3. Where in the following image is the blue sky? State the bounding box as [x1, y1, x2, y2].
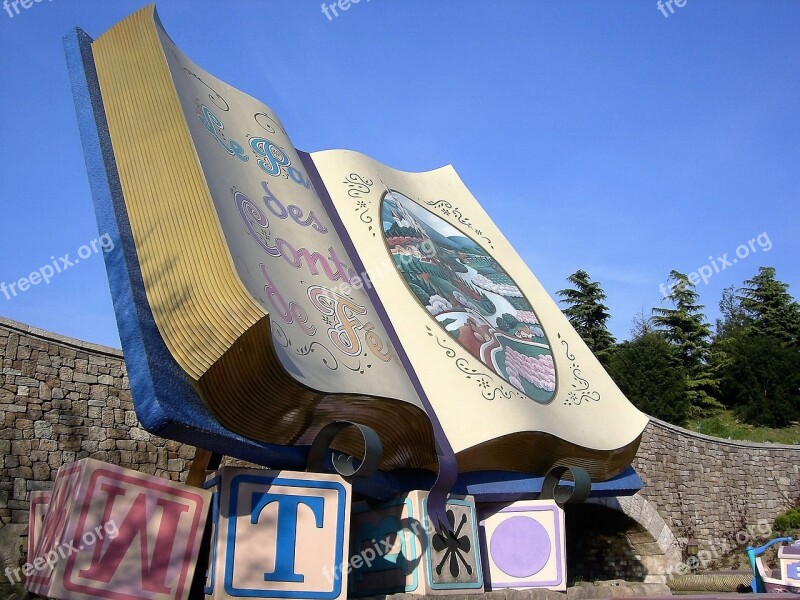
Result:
[1, 0, 798, 349]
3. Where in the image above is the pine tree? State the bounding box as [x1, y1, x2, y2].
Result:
[557, 270, 616, 358]
[652, 270, 721, 415]
[718, 332, 800, 427]
[607, 332, 690, 425]
[715, 285, 750, 339]
[739, 267, 800, 345]
[630, 309, 656, 338]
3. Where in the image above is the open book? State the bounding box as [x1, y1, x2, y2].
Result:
[67, 5, 647, 494]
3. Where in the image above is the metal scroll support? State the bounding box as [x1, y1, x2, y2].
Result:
[540, 465, 592, 504]
[306, 420, 383, 479]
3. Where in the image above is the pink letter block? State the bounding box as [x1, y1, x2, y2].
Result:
[478, 500, 566, 591]
[349, 490, 483, 596]
[27, 490, 51, 566]
[203, 466, 352, 599]
[25, 457, 210, 600]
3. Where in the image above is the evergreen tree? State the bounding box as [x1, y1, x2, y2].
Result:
[718, 332, 800, 427]
[739, 267, 800, 345]
[606, 332, 690, 425]
[715, 285, 750, 339]
[652, 270, 721, 415]
[630, 309, 656, 338]
[557, 270, 616, 358]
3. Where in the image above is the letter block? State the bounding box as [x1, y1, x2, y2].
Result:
[24, 457, 211, 600]
[27, 490, 51, 565]
[348, 490, 483, 596]
[779, 545, 800, 582]
[203, 466, 352, 599]
[478, 500, 566, 591]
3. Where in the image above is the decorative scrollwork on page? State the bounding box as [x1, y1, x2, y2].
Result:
[558, 332, 601, 406]
[426, 326, 519, 401]
[423, 199, 494, 249]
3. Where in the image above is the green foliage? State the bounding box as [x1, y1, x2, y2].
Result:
[440, 252, 468, 273]
[775, 507, 800, 532]
[606, 332, 691, 425]
[739, 267, 800, 345]
[507, 296, 529, 311]
[717, 331, 800, 427]
[689, 410, 800, 444]
[502, 312, 519, 327]
[557, 270, 616, 355]
[496, 312, 519, 332]
[715, 285, 750, 339]
[386, 223, 423, 239]
[495, 316, 512, 332]
[653, 270, 721, 416]
[477, 293, 496, 314]
[408, 283, 431, 305]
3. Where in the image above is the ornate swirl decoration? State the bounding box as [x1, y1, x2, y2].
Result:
[423, 200, 494, 249]
[425, 326, 518, 401]
[558, 333, 601, 406]
[432, 329, 456, 358]
[344, 173, 375, 235]
[343, 173, 374, 198]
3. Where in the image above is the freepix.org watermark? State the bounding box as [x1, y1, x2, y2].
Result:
[4, 519, 119, 584]
[335, 238, 435, 298]
[323, 515, 440, 584]
[668, 520, 772, 576]
[1, 233, 114, 301]
[656, 0, 688, 18]
[659, 231, 772, 298]
[3, 0, 54, 19]
[321, 0, 370, 21]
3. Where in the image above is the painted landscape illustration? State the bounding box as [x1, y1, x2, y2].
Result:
[381, 191, 557, 403]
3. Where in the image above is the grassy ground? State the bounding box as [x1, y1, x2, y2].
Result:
[687, 410, 800, 445]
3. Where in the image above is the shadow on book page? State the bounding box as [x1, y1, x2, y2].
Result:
[67, 5, 648, 499]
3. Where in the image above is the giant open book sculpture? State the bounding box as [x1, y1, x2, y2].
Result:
[65, 5, 647, 506]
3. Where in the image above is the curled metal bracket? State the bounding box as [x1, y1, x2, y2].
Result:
[540, 465, 592, 504]
[306, 421, 382, 479]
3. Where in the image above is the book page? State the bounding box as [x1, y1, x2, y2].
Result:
[154, 25, 422, 410]
[310, 149, 649, 457]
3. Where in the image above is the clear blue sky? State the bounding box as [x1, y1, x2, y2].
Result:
[1, 0, 798, 349]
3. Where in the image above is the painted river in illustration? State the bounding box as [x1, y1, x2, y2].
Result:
[381, 191, 556, 403]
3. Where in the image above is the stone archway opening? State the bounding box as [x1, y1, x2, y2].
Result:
[564, 498, 681, 584]
[565, 503, 650, 583]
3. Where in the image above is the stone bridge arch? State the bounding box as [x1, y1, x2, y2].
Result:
[574, 495, 683, 583]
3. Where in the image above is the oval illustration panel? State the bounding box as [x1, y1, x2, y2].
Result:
[381, 191, 557, 403]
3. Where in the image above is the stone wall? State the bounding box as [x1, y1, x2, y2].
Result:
[0, 317, 194, 523]
[633, 417, 800, 556]
[0, 316, 199, 580]
[2, 314, 800, 582]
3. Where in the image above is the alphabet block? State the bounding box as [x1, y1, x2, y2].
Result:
[203, 466, 351, 599]
[27, 490, 51, 565]
[24, 457, 210, 600]
[779, 545, 800, 582]
[478, 500, 566, 591]
[348, 490, 483, 596]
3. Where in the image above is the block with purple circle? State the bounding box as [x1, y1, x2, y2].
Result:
[478, 500, 565, 591]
